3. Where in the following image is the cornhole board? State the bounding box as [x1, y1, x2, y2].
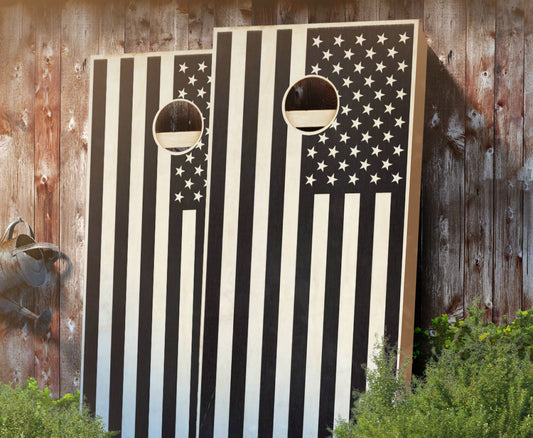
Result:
[82, 50, 212, 438]
[199, 20, 426, 438]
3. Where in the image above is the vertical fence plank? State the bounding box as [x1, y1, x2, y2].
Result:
[150, 0, 188, 52]
[99, 0, 126, 54]
[252, 0, 275, 25]
[464, 0, 495, 318]
[34, 0, 61, 397]
[308, 0, 345, 23]
[420, 0, 466, 326]
[189, 0, 214, 49]
[0, 0, 35, 389]
[494, 0, 524, 322]
[276, 0, 308, 24]
[345, 0, 378, 22]
[214, 0, 252, 27]
[125, 0, 151, 53]
[60, 0, 99, 396]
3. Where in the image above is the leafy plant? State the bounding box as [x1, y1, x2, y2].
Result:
[331, 304, 533, 437]
[0, 378, 113, 437]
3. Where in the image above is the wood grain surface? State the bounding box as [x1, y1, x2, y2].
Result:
[0, 0, 531, 395]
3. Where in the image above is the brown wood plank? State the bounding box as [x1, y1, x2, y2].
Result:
[420, 0, 466, 326]
[99, 0, 126, 54]
[523, 0, 533, 310]
[150, 0, 188, 52]
[59, 0, 99, 396]
[214, 0, 252, 26]
[308, 0, 345, 23]
[189, 0, 214, 49]
[345, 0, 378, 22]
[251, 0, 275, 25]
[276, 0, 308, 24]
[465, 0, 495, 319]
[34, 0, 61, 397]
[125, 0, 151, 53]
[0, 0, 36, 389]
[494, 0, 524, 322]
[378, 0, 423, 20]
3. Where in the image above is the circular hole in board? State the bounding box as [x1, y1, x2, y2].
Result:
[153, 99, 204, 155]
[282, 75, 339, 135]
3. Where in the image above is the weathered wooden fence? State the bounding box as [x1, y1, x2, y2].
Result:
[0, 0, 530, 398]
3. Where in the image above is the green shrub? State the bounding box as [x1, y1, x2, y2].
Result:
[332, 305, 533, 438]
[0, 378, 113, 437]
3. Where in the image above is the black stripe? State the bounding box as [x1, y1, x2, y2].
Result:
[384, 192, 405, 348]
[318, 194, 345, 437]
[228, 30, 263, 438]
[108, 57, 134, 433]
[162, 205, 183, 437]
[257, 28, 293, 438]
[287, 190, 314, 437]
[135, 56, 161, 438]
[199, 32, 232, 438]
[189, 210, 205, 438]
[350, 193, 376, 398]
[84, 58, 107, 414]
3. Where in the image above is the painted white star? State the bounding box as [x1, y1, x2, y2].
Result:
[395, 117, 406, 127]
[370, 173, 381, 184]
[175, 192, 183, 202]
[382, 159, 392, 170]
[351, 118, 361, 129]
[311, 63, 321, 74]
[206, 101, 211, 109]
[185, 153, 194, 163]
[341, 104, 352, 115]
[340, 132, 350, 143]
[312, 35, 323, 47]
[364, 75, 375, 87]
[365, 47, 376, 59]
[377, 33, 388, 44]
[317, 160, 328, 172]
[194, 165, 204, 175]
[175, 166, 184, 177]
[362, 131, 372, 143]
[339, 160, 348, 171]
[396, 88, 407, 100]
[352, 90, 363, 101]
[397, 60, 408, 72]
[319, 133, 328, 144]
[327, 173, 338, 185]
[330, 119, 340, 130]
[392, 172, 403, 183]
[197, 87, 206, 98]
[388, 46, 398, 58]
[375, 61, 386, 73]
[343, 76, 353, 87]
[194, 191, 203, 202]
[385, 103, 395, 114]
[362, 103, 373, 115]
[360, 159, 371, 171]
[185, 178, 194, 189]
[179, 62, 188, 72]
[307, 147, 317, 159]
[322, 49, 333, 60]
[196, 139, 204, 149]
[373, 117, 384, 128]
[198, 61, 207, 72]
[188, 75, 198, 85]
[354, 62, 364, 73]
[371, 145, 382, 156]
[205, 127, 210, 135]
[393, 145, 404, 155]
[178, 88, 187, 98]
[355, 34, 366, 45]
[334, 34, 344, 46]
[204, 178, 208, 187]
[374, 89, 385, 101]
[386, 74, 397, 86]
[328, 146, 339, 158]
[350, 145, 360, 157]
[399, 32, 410, 44]
[344, 48, 354, 60]
[332, 63, 343, 74]
[207, 75, 212, 83]
[383, 131, 393, 142]
[306, 174, 316, 186]
[349, 173, 359, 185]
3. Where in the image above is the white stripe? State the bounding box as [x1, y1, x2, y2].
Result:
[242, 27, 277, 437]
[148, 53, 174, 438]
[175, 209, 197, 437]
[95, 56, 121, 427]
[366, 193, 391, 373]
[302, 194, 330, 438]
[213, 29, 247, 438]
[333, 193, 360, 423]
[272, 26, 307, 438]
[121, 55, 147, 437]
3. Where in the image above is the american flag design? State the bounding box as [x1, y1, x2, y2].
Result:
[82, 50, 211, 438]
[199, 21, 425, 438]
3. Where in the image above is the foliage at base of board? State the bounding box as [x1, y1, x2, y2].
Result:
[331, 304, 533, 438]
[0, 378, 114, 437]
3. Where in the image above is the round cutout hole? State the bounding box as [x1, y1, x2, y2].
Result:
[153, 99, 204, 154]
[283, 75, 339, 134]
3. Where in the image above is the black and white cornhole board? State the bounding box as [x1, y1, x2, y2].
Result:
[82, 50, 211, 437]
[199, 21, 426, 437]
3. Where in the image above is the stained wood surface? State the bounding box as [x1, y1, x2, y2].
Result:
[0, 0, 531, 395]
